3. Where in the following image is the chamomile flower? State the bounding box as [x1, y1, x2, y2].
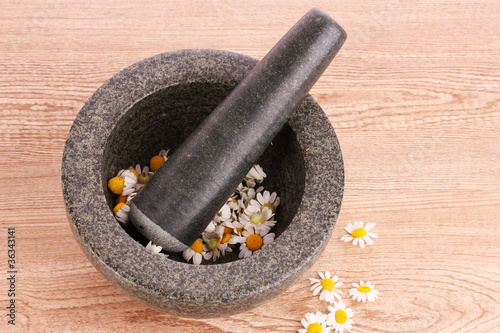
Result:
[349, 281, 380, 302]
[108, 169, 137, 196]
[203, 230, 233, 261]
[134, 164, 153, 186]
[145, 241, 165, 256]
[113, 202, 130, 224]
[133, 164, 149, 175]
[203, 220, 218, 234]
[213, 203, 232, 223]
[227, 197, 244, 215]
[340, 222, 377, 248]
[233, 226, 275, 259]
[326, 301, 354, 333]
[310, 271, 343, 303]
[240, 204, 276, 234]
[182, 239, 205, 265]
[245, 164, 267, 187]
[159, 149, 169, 160]
[237, 184, 256, 203]
[298, 312, 330, 333]
[250, 190, 280, 213]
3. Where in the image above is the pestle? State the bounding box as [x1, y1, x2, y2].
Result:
[129, 8, 347, 252]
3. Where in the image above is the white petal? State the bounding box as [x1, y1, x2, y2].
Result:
[269, 191, 276, 203]
[364, 235, 374, 245]
[318, 271, 325, 280]
[364, 222, 375, 231]
[344, 224, 354, 233]
[313, 285, 322, 296]
[368, 232, 378, 238]
[192, 253, 202, 265]
[325, 271, 331, 279]
[340, 235, 352, 242]
[358, 237, 366, 248]
[353, 238, 359, 246]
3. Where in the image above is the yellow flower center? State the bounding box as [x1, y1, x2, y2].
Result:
[260, 202, 276, 213]
[335, 309, 347, 324]
[307, 323, 322, 333]
[113, 202, 126, 215]
[352, 228, 367, 238]
[358, 285, 371, 293]
[108, 176, 125, 195]
[250, 212, 265, 225]
[221, 233, 232, 244]
[150, 155, 165, 172]
[116, 195, 128, 205]
[246, 234, 263, 251]
[320, 278, 335, 291]
[128, 168, 139, 179]
[190, 240, 204, 254]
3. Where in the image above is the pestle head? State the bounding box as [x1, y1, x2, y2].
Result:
[129, 8, 347, 252]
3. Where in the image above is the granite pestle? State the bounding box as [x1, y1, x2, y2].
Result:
[129, 8, 347, 252]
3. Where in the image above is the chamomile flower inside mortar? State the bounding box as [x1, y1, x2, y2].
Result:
[106, 148, 282, 265]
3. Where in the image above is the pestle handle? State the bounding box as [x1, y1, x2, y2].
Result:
[130, 8, 347, 252]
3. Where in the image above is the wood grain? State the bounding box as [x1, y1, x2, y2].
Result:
[1, 1, 499, 332]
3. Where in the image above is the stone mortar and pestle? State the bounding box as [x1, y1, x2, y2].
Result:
[62, 8, 346, 318]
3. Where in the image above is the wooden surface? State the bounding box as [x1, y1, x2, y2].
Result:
[1, 1, 499, 332]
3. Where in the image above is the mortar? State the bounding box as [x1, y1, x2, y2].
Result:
[62, 48, 344, 317]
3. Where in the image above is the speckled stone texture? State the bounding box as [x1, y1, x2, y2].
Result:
[129, 8, 347, 252]
[61, 49, 344, 318]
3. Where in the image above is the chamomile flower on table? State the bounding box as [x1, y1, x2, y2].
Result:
[240, 204, 276, 234]
[250, 190, 280, 213]
[145, 241, 165, 256]
[310, 271, 343, 303]
[182, 239, 205, 265]
[233, 226, 275, 259]
[340, 221, 378, 248]
[298, 311, 330, 333]
[113, 202, 130, 224]
[326, 301, 354, 333]
[349, 281, 380, 302]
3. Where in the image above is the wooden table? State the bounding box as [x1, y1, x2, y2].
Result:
[1, 1, 499, 332]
